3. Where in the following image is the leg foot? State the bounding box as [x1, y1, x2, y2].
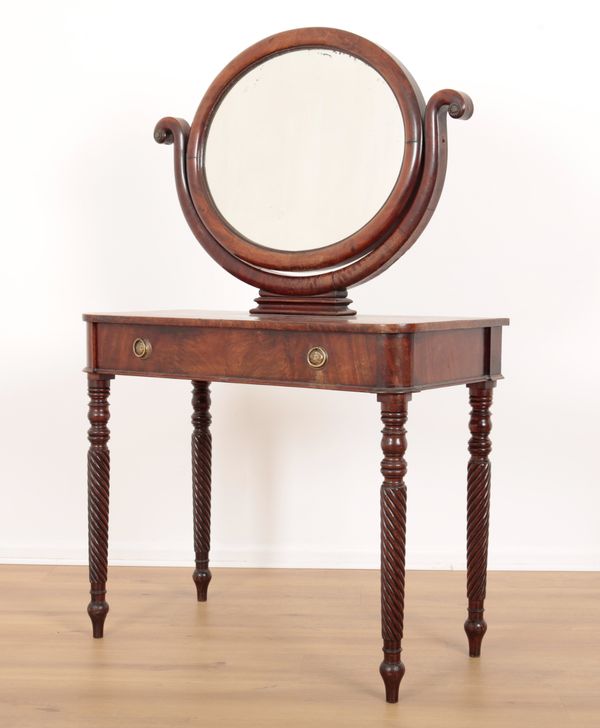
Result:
[464, 381, 494, 657]
[378, 393, 410, 703]
[192, 564, 212, 602]
[464, 601, 487, 656]
[379, 646, 405, 703]
[87, 585, 109, 638]
[192, 381, 212, 602]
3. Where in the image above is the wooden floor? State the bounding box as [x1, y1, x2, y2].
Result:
[0, 566, 599, 727]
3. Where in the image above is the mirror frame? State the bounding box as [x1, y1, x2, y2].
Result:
[155, 27, 473, 314]
[187, 28, 424, 272]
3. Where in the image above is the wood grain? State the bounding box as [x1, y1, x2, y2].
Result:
[84, 315, 507, 394]
[1, 566, 598, 727]
[94, 323, 387, 390]
[84, 310, 509, 333]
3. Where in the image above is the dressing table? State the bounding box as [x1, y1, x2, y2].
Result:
[83, 28, 508, 703]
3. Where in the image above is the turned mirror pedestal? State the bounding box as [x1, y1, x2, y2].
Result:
[83, 27, 508, 704]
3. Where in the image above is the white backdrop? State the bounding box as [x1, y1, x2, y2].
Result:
[1, 0, 598, 571]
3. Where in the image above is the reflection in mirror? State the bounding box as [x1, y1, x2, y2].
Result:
[205, 49, 405, 252]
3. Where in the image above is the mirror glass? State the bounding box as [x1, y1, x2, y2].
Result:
[205, 49, 405, 251]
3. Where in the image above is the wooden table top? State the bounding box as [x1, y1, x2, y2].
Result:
[83, 310, 509, 334]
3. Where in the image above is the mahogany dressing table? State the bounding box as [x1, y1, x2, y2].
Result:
[83, 28, 508, 704]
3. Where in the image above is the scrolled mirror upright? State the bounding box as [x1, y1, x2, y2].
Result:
[155, 27, 473, 316]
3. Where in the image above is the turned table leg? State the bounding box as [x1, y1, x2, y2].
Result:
[377, 393, 411, 703]
[86, 375, 113, 638]
[464, 381, 495, 656]
[191, 381, 212, 601]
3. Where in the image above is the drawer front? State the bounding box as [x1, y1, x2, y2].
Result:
[93, 323, 389, 390]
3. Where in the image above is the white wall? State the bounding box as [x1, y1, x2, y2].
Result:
[1, 0, 598, 571]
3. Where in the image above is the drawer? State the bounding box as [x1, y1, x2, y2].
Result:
[92, 323, 402, 391]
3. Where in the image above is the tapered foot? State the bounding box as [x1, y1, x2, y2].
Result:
[464, 606, 487, 656]
[87, 588, 109, 638]
[379, 655, 405, 703]
[192, 566, 212, 602]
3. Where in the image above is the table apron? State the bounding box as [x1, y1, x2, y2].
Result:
[87, 323, 501, 393]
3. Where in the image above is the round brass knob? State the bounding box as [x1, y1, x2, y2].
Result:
[307, 345, 328, 369]
[132, 337, 152, 359]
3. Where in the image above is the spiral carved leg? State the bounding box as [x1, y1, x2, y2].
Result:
[87, 375, 113, 638]
[377, 393, 410, 703]
[464, 381, 495, 657]
[192, 381, 212, 602]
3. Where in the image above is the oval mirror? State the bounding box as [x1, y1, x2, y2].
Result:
[204, 48, 405, 252]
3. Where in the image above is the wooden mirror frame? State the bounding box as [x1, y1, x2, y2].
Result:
[187, 29, 424, 272]
[155, 27, 473, 316]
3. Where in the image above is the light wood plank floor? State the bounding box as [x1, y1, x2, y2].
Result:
[0, 566, 599, 727]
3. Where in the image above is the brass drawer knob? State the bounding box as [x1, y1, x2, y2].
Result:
[132, 337, 152, 359]
[307, 345, 328, 369]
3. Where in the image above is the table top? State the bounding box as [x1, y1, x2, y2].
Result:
[83, 310, 509, 334]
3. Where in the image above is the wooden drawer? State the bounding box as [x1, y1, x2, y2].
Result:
[92, 323, 404, 391]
